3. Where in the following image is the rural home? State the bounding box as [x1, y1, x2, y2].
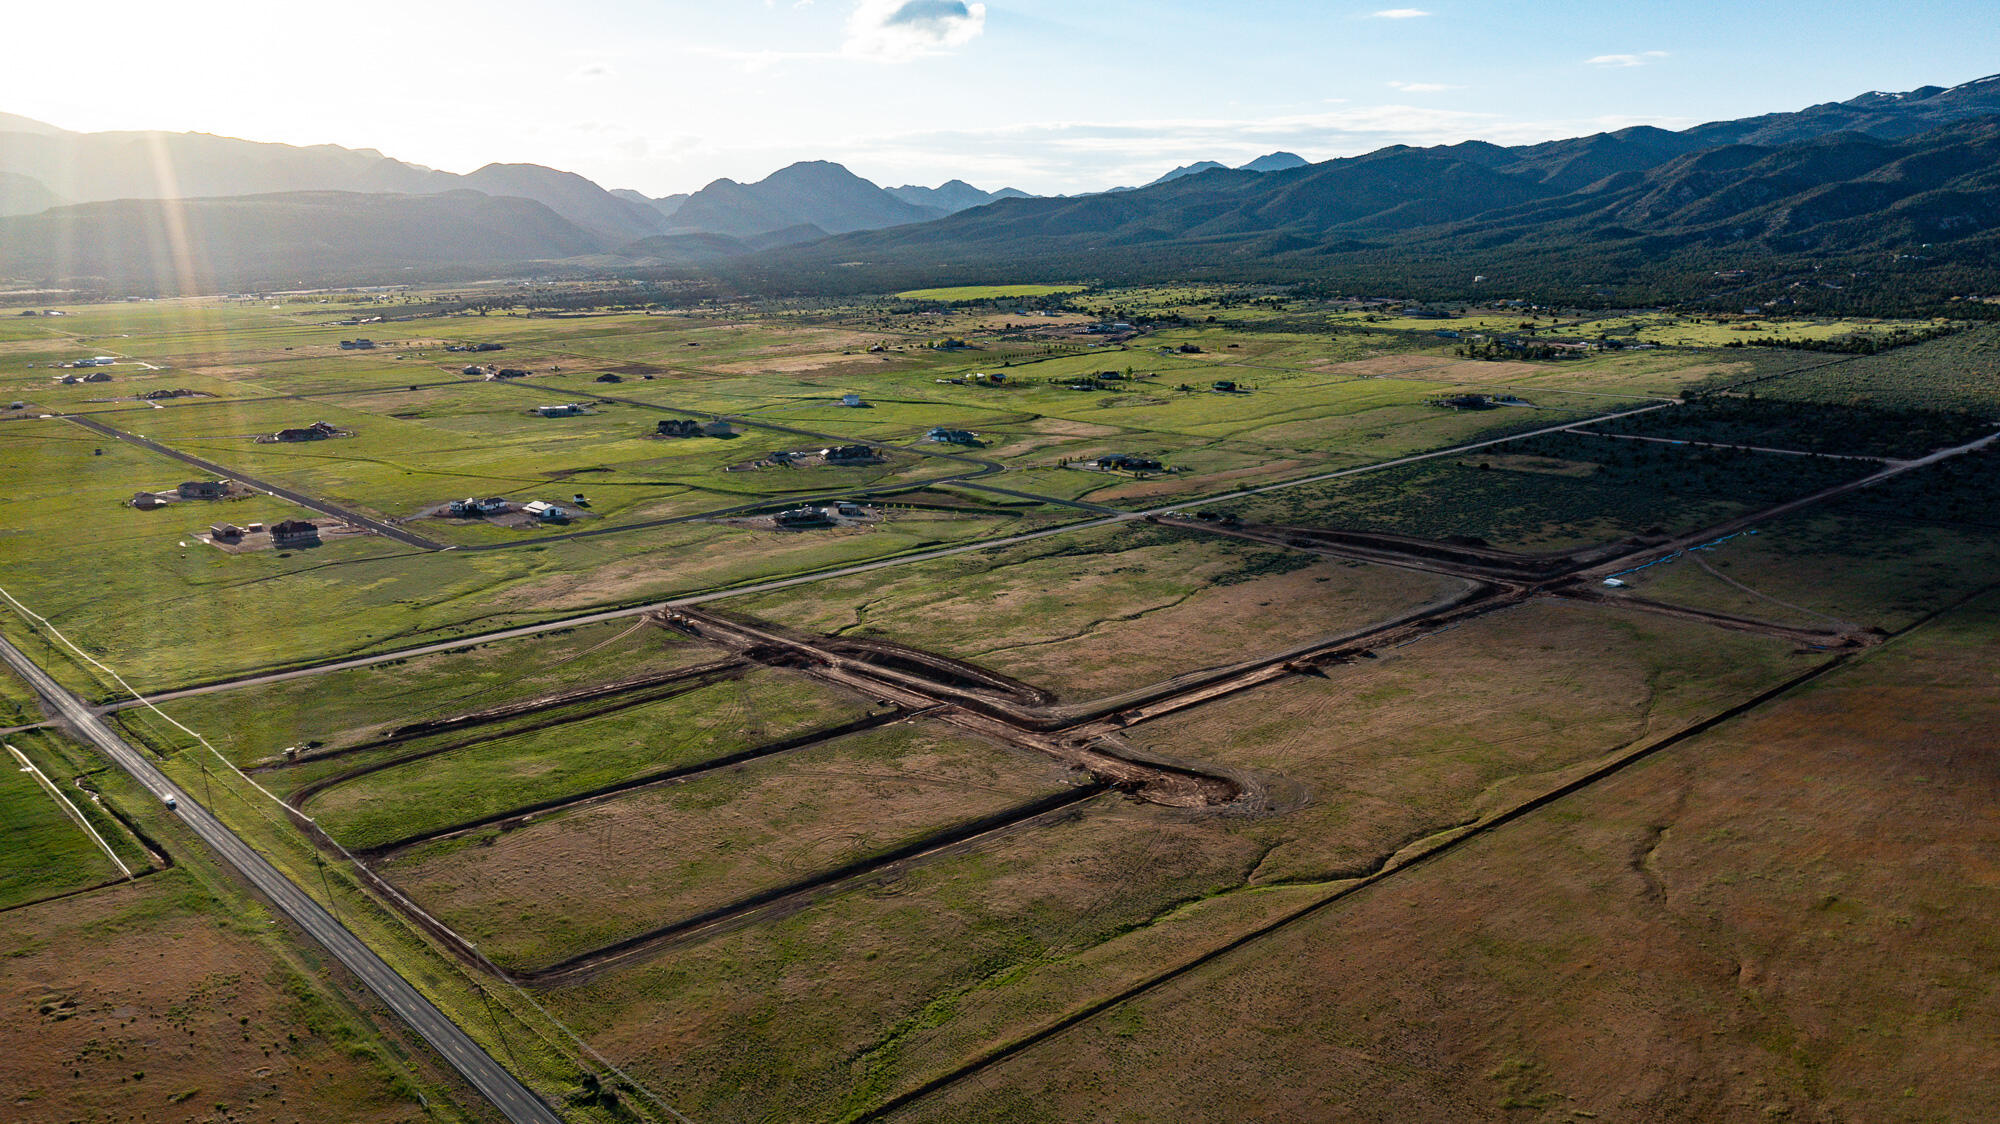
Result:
[83, 371, 112, 383]
[824, 444, 875, 462]
[338, 339, 377, 350]
[273, 420, 341, 442]
[178, 479, 230, 499]
[841, 393, 864, 407]
[269, 520, 320, 546]
[775, 506, 832, 527]
[925, 427, 977, 445]
[1211, 380, 1238, 392]
[130, 492, 170, 509]
[535, 403, 585, 418]
[210, 523, 242, 541]
[656, 419, 700, 437]
[1096, 453, 1163, 472]
[700, 420, 734, 437]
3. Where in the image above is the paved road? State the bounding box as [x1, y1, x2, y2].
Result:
[0, 632, 564, 1124]
[62, 414, 449, 550]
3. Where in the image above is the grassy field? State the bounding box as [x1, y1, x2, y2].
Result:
[513, 602, 1808, 1123]
[126, 619, 727, 766]
[10, 285, 1999, 1124]
[384, 721, 1080, 972]
[890, 592, 2000, 1124]
[303, 669, 881, 851]
[0, 728, 481, 1123]
[0, 732, 139, 907]
[1234, 431, 1874, 550]
[720, 521, 1461, 702]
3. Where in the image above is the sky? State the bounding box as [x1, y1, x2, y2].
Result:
[5, 1, 1996, 197]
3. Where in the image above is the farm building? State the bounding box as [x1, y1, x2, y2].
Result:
[1435, 394, 1495, 410]
[700, 420, 734, 437]
[775, 506, 833, 527]
[338, 339, 377, 350]
[1096, 453, 1163, 472]
[925, 427, 977, 445]
[535, 403, 585, 418]
[841, 393, 864, 407]
[82, 371, 112, 382]
[210, 523, 242, 541]
[178, 480, 230, 499]
[273, 421, 341, 442]
[269, 520, 320, 546]
[656, 419, 701, 437]
[521, 501, 567, 521]
[461, 365, 485, 377]
[1211, 380, 1238, 392]
[595, 373, 623, 383]
[130, 492, 170, 509]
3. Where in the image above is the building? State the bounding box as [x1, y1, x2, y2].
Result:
[269, 520, 320, 546]
[461, 365, 485, 377]
[1211, 381, 1238, 393]
[824, 444, 875, 462]
[656, 419, 701, 437]
[130, 492, 170, 510]
[210, 523, 242, 541]
[841, 393, 864, 407]
[272, 421, 341, 442]
[925, 427, 977, 445]
[338, 339, 377, 350]
[494, 368, 530, 378]
[521, 500, 567, 521]
[774, 506, 832, 527]
[1096, 453, 1163, 472]
[178, 480, 230, 499]
[836, 502, 866, 517]
[82, 371, 112, 383]
[535, 403, 585, 418]
[700, 420, 735, 438]
[595, 373, 623, 383]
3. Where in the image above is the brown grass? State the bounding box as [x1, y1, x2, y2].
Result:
[0, 877, 431, 1124]
[894, 596, 2000, 1123]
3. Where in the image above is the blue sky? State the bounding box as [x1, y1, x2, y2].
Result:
[4, 1, 1995, 195]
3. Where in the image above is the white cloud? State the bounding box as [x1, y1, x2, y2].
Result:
[1370, 8, 1432, 18]
[844, 0, 988, 61]
[572, 62, 615, 80]
[1387, 80, 1462, 93]
[1587, 50, 1669, 68]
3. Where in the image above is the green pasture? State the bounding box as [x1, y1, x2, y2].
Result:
[307, 669, 879, 851]
[383, 720, 1074, 972]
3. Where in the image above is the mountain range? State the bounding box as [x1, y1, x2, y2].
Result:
[4, 75, 2000, 300]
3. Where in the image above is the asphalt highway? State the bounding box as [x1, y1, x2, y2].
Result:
[0, 632, 565, 1124]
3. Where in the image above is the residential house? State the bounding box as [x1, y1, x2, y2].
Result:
[269, 520, 320, 546]
[656, 419, 701, 437]
[177, 480, 230, 499]
[775, 506, 832, 527]
[925, 427, 977, 445]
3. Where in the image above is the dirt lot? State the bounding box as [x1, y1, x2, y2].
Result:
[890, 593, 2000, 1124]
[0, 875, 435, 1124]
